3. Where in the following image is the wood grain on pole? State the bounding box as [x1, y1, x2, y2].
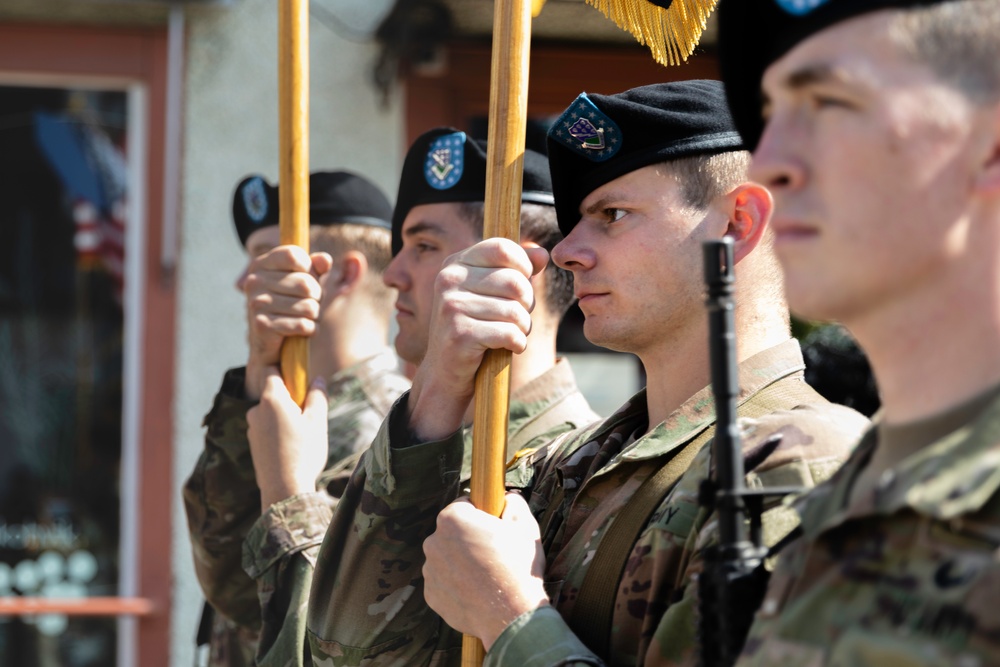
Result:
[462, 0, 533, 662]
[278, 0, 310, 406]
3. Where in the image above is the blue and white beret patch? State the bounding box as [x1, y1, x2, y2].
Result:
[773, 0, 831, 16]
[425, 131, 466, 190]
[549, 93, 622, 163]
[242, 176, 269, 224]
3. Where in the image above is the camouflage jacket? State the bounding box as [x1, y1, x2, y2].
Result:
[182, 349, 410, 667]
[306, 339, 868, 667]
[736, 390, 1000, 666]
[248, 357, 599, 667]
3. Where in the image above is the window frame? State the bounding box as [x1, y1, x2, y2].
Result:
[0, 21, 175, 667]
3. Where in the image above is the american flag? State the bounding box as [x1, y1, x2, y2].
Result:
[35, 111, 127, 304]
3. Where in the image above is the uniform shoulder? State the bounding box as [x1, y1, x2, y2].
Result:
[741, 399, 871, 478]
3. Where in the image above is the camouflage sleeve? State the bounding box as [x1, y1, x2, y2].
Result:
[485, 607, 603, 667]
[182, 367, 264, 630]
[241, 491, 335, 667]
[306, 392, 468, 667]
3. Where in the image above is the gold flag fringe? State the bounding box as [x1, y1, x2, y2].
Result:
[585, 0, 718, 66]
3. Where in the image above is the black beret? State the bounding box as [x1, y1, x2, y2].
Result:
[390, 127, 555, 255]
[546, 80, 745, 236]
[231, 170, 393, 247]
[718, 0, 957, 150]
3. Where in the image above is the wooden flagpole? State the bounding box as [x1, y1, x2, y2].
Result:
[463, 0, 537, 663]
[278, 0, 310, 407]
[462, 0, 715, 662]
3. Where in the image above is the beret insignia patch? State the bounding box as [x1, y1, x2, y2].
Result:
[550, 93, 622, 162]
[242, 176, 269, 224]
[425, 131, 466, 190]
[773, 0, 831, 15]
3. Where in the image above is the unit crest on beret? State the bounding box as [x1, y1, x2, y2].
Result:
[775, 0, 832, 14]
[424, 131, 466, 191]
[551, 94, 622, 163]
[241, 176, 269, 224]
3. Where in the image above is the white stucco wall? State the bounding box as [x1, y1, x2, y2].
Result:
[172, 2, 403, 665]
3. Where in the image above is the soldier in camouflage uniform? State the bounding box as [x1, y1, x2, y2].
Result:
[247, 80, 869, 666]
[713, 0, 1000, 664]
[240, 129, 599, 666]
[183, 171, 411, 667]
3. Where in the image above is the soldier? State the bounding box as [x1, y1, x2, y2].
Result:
[715, 0, 1000, 664]
[182, 171, 411, 667]
[242, 128, 599, 666]
[247, 80, 869, 666]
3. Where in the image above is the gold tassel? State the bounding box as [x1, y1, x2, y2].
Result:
[585, 0, 718, 67]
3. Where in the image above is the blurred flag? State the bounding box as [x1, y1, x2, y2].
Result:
[34, 110, 127, 304]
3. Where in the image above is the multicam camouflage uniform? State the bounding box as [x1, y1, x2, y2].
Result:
[244, 357, 599, 666]
[183, 349, 411, 667]
[304, 340, 868, 667]
[736, 389, 1000, 667]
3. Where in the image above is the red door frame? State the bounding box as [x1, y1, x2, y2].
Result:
[0, 21, 175, 667]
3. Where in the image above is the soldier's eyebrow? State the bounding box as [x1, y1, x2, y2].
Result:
[762, 62, 864, 116]
[785, 63, 839, 90]
[581, 193, 627, 217]
[402, 221, 448, 238]
[782, 62, 867, 94]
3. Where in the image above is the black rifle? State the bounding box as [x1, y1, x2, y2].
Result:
[697, 238, 801, 667]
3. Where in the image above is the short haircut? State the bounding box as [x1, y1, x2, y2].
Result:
[661, 150, 752, 211]
[455, 202, 576, 320]
[310, 223, 395, 312]
[889, 0, 1000, 103]
[663, 149, 787, 315]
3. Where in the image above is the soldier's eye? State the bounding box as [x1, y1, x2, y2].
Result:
[606, 208, 628, 223]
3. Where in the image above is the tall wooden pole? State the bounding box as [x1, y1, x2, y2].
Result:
[278, 0, 310, 406]
[463, 0, 534, 663]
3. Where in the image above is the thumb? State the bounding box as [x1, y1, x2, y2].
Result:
[304, 376, 329, 415]
[261, 365, 292, 401]
[501, 492, 534, 523]
[501, 493, 541, 539]
[524, 246, 550, 278]
[311, 251, 334, 278]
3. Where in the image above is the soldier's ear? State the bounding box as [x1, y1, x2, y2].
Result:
[723, 182, 773, 265]
[326, 250, 367, 297]
[974, 102, 1000, 195]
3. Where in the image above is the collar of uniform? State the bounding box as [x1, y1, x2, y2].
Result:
[325, 348, 407, 408]
[509, 357, 579, 409]
[799, 392, 1000, 537]
[616, 338, 806, 462]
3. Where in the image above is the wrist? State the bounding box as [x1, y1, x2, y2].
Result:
[259, 478, 315, 514]
[407, 370, 473, 442]
[244, 360, 267, 401]
[480, 596, 551, 652]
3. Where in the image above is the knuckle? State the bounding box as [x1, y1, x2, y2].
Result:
[243, 272, 263, 292]
[251, 313, 271, 331]
[302, 301, 321, 319]
[249, 292, 273, 311]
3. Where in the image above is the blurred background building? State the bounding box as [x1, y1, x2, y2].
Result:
[0, 1, 721, 665]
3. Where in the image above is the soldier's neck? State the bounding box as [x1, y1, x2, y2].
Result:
[308, 318, 392, 382]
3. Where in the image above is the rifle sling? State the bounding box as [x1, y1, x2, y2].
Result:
[567, 378, 823, 660]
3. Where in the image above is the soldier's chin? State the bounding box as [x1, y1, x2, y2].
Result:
[393, 336, 426, 366]
[582, 323, 629, 354]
